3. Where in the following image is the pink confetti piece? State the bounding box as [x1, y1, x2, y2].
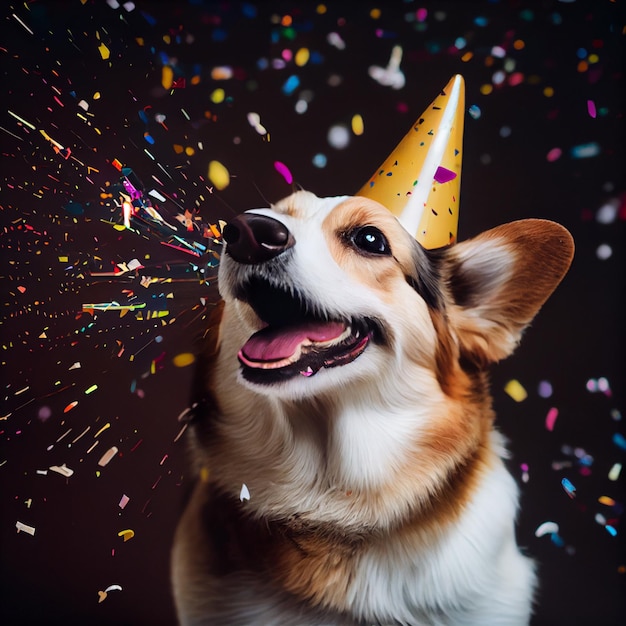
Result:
[545, 407, 559, 431]
[274, 161, 293, 184]
[587, 99, 596, 118]
[434, 166, 457, 184]
[546, 147, 562, 162]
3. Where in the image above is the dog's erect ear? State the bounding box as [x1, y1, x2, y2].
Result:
[441, 219, 574, 365]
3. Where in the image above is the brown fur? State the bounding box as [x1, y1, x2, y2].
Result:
[172, 192, 575, 625]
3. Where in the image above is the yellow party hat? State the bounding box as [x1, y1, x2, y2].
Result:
[357, 74, 465, 249]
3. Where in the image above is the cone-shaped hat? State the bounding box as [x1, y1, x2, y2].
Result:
[357, 75, 465, 249]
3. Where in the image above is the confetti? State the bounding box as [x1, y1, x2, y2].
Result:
[207, 160, 229, 190]
[63, 401, 78, 413]
[117, 529, 135, 542]
[173, 353, 195, 368]
[98, 43, 111, 60]
[612, 433, 626, 452]
[98, 446, 119, 467]
[535, 521, 559, 537]
[16, 521, 36, 536]
[546, 147, 562, 162]
[49, 464, 74, 478]
[368, 45, 405, 89]
[570, 142, 600, 159]
[351, 114, 364, 136]
[240, 483, 250, 501]
[504, 379, 528, 402]
[598, 496, 616, 507]
[561, 477, 577, 498]
[327, 124, 350, 149]
[247, 112, 267, 135]
[468, 104, 481, 120]
[538, 380, 553, 398]
[587, 100, 597, 118]
[273, 161, 293, 184]
[545, 407, 559, 431]
[608, 463, 622, 481]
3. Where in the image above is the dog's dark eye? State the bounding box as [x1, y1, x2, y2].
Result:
[351, 226, 391, 256]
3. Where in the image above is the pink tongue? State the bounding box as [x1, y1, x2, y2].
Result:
[242, 321, 346, 362]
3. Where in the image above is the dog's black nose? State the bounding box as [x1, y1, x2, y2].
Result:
[223, 213, 295, 264]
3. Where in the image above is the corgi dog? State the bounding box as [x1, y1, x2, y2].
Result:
[171, 190, 574, 625]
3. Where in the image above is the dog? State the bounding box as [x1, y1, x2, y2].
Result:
[171, 190, 574, 625]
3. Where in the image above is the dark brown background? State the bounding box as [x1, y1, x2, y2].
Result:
[1, 1, 624, 624]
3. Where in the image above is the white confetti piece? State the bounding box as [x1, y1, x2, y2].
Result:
[240, 483, 250, 502]
[535, 521, 559, 537]
[98, 446, 119, 467]
[49, 464, 74, 478]
[16, 521, 36, 536]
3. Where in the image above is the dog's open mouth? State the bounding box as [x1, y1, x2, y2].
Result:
[234, 277, 376, 383]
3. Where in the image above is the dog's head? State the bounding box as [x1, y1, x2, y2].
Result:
[217, 190, 574, 401]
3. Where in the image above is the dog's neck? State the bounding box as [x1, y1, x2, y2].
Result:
[191, 359, 494, 534]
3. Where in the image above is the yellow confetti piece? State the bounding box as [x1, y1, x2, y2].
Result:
[504, 379, 528, 402]
[162, 65, 173, 90]
[351, 114, 364, 136]
[93, 422, 111, 438]
[84, 384, 98, 395]
[173, 353, 196, 368]
[207, 160, 230, 190]
[98, 43, 110, 60]
[480, 84, 493, 95]
[608, 463, 621, 481]
[295, 47, 310, 67]
[117, 529, 135, 542]
[185, 146, 195, 156]
[210, 88, 225, 103]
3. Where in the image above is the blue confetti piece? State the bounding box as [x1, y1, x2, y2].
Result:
[282, 75, 300, 96]
[561, 477, 576, 497]
[312, 153, 327, 168]
[612, 432, 626, 451]
[241, 3, 257, 18]
[468, 104, 481, 120]
[212, 28, 227, 42]
[550, 532, 565, 547]
[605, 525, 618, 537]
[570, 142, 600, 159]
[141, 11, 156, 26]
